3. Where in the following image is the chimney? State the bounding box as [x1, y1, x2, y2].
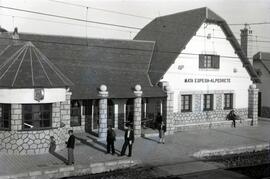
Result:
[240, 24, 253, 64]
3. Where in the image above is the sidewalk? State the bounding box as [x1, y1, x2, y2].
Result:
[1, 120, 270, 178]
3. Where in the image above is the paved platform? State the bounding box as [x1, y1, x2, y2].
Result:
[1, 120, 270, 178]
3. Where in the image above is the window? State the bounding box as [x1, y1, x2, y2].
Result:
[181, 95, 192, 112]
[22, 104, 52, 130]
[199, 54, 220, 69]
[203, 94, 213, 111]
[224, 93, 233, 109]
[71, 100, 81, 126]
[0, 104, 11, 130]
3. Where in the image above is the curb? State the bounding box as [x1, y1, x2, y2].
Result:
[192, 143, 270, 158]
[0, 159, 141, 179]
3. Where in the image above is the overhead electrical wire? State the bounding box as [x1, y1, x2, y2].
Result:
[48, 0, 153, 20]
[0, 5, 142, 30]
[1, 6, 270, 45]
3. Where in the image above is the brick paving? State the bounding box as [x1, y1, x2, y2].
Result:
[1, 120, 270, 178]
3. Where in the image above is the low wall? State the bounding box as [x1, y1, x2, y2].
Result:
[0, 127, 69, 155]
[173, 108, 248, 125]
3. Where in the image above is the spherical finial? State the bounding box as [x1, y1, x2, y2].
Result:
[164, 85, 171, 92]
[100, 84, 107, 92]
[134, 84, 141, 91]
[250, 84, 256, 89]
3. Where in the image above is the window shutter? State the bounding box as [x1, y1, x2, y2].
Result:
[213, 55, 220, 69]
[199, 54, 204, 68]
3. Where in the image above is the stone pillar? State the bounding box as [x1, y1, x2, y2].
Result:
[81, 105, 86, 131]
[114, 104, 118, 129]
[11, 104, 22, 130]
[133, 84, 142, 138]
[98, 85, 108, 139]
[248, 84, 259, 125]
[162, 84, 174, 135]
[52, 102, 61, 128]
[60, 90, 72, 128]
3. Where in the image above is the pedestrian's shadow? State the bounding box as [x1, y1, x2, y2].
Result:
[77, 137, 107, 154]
[86, 136, 122, 155]
[142, 136, 159, 143]
[49, 151, 67, 164]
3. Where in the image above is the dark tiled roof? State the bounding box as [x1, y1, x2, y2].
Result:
[253, 52, 270, 74]
[134, 7, 260, 84]
[0, 34, 166, 99]
[0, 41, 73, 88]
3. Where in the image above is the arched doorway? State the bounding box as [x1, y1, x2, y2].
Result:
[107, 99, 115, 128]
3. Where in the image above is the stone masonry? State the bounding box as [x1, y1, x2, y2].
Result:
[98, 85, 109, 139]
[133, 85, 142, 138]
[11, 104, 22, 131]
[162, 85, 175, 135]
[0, 90, 71, 155]
[248, 84, 259, 125]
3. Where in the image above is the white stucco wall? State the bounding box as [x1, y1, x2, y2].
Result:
[162, 23, 252, 112]
[0, 88, 67, 104]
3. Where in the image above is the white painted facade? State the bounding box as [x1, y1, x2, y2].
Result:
[0, 88, 67, 104]
[162, 23, 253, 112]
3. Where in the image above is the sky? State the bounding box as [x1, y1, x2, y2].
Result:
[0, 0, 270, 54]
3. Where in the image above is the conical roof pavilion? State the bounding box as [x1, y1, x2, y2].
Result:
[0, 41, 73, 88]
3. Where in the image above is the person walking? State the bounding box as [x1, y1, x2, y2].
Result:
[120, 124, 134, 157]
[66, 130, 75, 165]
[156, 112, 162, 129]
[159, 121, 166, 144]
[107, 125, 116, 155]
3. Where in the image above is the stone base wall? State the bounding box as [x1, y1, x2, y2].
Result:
[0, 127, 69, 155]
[173, 108, 248, 125]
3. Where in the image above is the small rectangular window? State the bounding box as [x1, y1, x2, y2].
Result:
[203, 94, 213, 111]
[181, 95, 192, 112]
[199, 54, 220, 69]
[224, 93, 233, 109]
[0, 104, 11, 130]
[22, 104, 52, 130]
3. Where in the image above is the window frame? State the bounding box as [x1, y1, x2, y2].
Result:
[22, 104, 52, 130]
[203, 94, 214, 111]
[224, 93, 233, 110]
[199, 54, 220, 69]
[181, 95, 192, 112]
[0, 104, 11, 131]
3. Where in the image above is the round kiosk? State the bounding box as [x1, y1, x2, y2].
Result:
[0, 41, 73, 155]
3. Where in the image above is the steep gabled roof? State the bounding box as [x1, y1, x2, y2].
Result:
[0, 34, 166, 99]
[253, 52, 270, 74]
[134, 7, 260, 84]
[0, 41, 73, 88]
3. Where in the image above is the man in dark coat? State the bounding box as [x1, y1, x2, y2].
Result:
[66, 130, 75, 165]
[227, 109, 237, 128]
[156, 112, 162, 129]
[120, 124, 134, 157]
[107, 125, 116, 155]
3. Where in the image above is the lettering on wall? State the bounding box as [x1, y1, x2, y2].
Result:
[184, 78, 231, 83]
